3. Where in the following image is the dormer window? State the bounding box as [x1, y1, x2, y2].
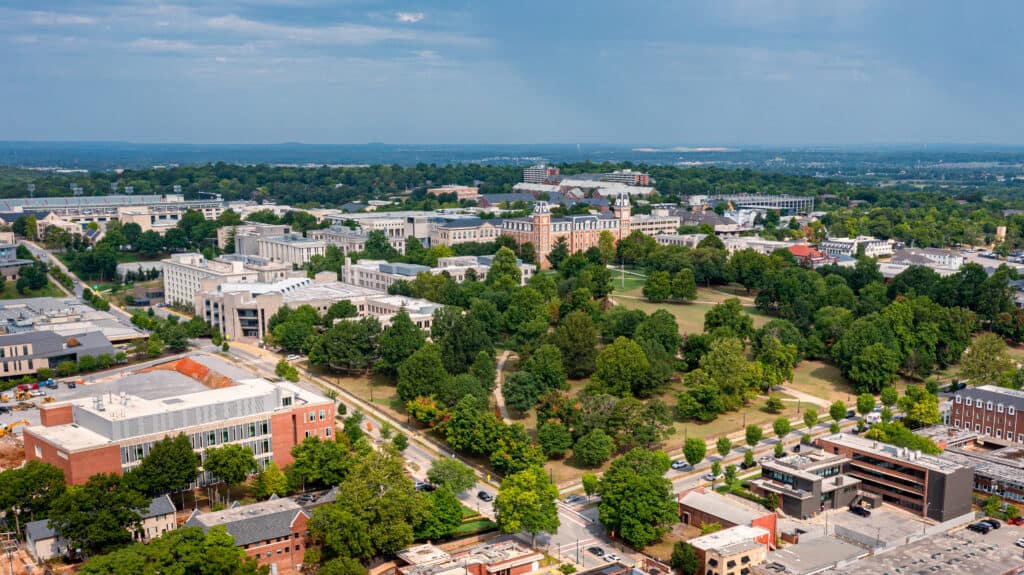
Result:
[988, 401, 995, 410]
[966, 398, 972, 407]
[999, 404, 1005, 413]
[1010, 407, 1016, 416]
[956, 396, 962, 404]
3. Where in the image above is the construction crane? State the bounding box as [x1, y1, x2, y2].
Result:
[0, 419, 29, 437]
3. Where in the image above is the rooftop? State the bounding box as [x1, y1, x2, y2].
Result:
[0, 297, 145, 341]
[678, 489, 768, 525]
[398, 540, 542, 575]
[185, 497, 306, 547]
[818, 433, 969, 474]
[688, 525, 769, 553]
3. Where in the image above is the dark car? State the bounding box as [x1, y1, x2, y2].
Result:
[849, 505, 871, 517]
[739, 460, 758, 470]
[981, 518, 1001, 529]
[415, 482, 437, 492]
[477, 491, 493, 502]
[0, 405, 10, 414]
[968, 522, 991, 534]
[587, 547, 604, 557]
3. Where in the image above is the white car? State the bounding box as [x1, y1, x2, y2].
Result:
[286, 354, 301, 361]
[1016, 538, 1024, 549]
[605, 553, 621, 563]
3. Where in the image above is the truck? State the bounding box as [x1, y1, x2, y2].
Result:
[41, 378, 57, 390]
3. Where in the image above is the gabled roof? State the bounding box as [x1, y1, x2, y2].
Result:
[185, 498, 307, 547]
[142, 494, 176, 519]
[25, 519, 59, 542]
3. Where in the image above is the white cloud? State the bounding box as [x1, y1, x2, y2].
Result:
[130, 38, 198, 52]
[206, 13, 478, 46]
[28, 11, 96, 26]
[396, 12, 425, 23]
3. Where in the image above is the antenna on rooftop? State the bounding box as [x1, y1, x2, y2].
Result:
[27, 183, 35, 198]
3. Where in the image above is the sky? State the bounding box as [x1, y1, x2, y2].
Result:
[1, 0, 1022, 145]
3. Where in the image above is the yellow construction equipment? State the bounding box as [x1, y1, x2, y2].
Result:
[0, 393, 9, 403]
[0, 419, 29, 437]
[41, 396, 55, 404]
[14, 390, 30, 401]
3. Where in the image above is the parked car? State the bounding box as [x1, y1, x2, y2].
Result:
[1016, 538, 1024, 548]
[1009, 516, 1024, 526]
[66, 381, 77, 389]
[671, 460, 691, 471]
[605, 554, 621, 563]
[286, 354, 301, 361]
[477, 491, 493, 502]
[587, 547, 604, 557]
[0, 405, 10, 415]
[702, 473, 720, 482]
[849, 505, 871, 517]
[739, 460, 758, 470]
[563, 494, 584, 504]
[981, 518, 1001, 529]
[415, 482, 436, 492]
[967, 522, 991, 534]
[28, 390, 45, 398]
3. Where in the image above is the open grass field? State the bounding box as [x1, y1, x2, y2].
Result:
[0, 278, 65, 299]
[789, 361, 856, 404]
[614, 286, 770, 335]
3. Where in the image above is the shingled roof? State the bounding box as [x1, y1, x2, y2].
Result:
[185, 498, 307, 547]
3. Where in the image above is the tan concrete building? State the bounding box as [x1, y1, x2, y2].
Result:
[629, 208, 682, 236]
[162, 253, 297, 306]
[341, 254, 534, 291]
[427, 185, 480, 201]
[307, 226, 406, 255]
[196, 273, 442, 342]
[29, 194, 225, 236]
[688, 525, 770, 575]
[256, 234, 327, 267]
[431, 217, 506, 247]
[217, 222, 293, 252]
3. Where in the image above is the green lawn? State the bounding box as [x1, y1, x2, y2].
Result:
[452, 519, 497, 536]
[614, 291, 770, 335]
[0, 278, 65, 299]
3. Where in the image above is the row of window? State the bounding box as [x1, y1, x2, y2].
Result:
[955, 395, 1017, 415]
[120, 420, 271, 465]
[953, 419, 1024, 442]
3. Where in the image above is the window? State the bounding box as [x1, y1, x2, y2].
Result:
[305, 430, 311, 438]
[34, 445, 42, 458]
[988, 402, 995, 410]
[999, 404, 1006, 413]
[954, 420, 960, 427]
[319, 409, 326, 421]
[1011, 407, 1017, 416]
[308, 412, 315, 422]
[325, 427, 332, 437]
[1010, 433, 1015, 442]
[966, 398, 972, 407]
[976, 424, 981, 432]
[997, 430, 1003, 438]
[986, 426, 992, 435]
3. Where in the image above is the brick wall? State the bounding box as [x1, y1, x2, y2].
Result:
[270, 403, 335, 468]
[24, 431, 121, 484]
[39, 404, 73, 426]
[241, 512, 310, 575]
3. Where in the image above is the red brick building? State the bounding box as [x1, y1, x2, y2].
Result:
[23, 355, 335, 485]
[678, 488, 777, 547]
[185, 497, 311, 574]
[950, 384, 1024, 442]
[501, 195, 632, 268]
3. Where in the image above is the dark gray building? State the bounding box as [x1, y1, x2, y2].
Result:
[0, 330, 113, 378]
[749, 450, 861, 519]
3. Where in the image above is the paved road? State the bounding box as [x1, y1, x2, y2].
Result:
[494, 350, 513, 423]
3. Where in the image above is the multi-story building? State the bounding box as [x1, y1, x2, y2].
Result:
[185, 498, 311, 574]
[816, 432, 973, 521]
[162, 253, 296, 306]
[197, 273, 441, 341]
[820, 236, 894, 258]
[677, 211, 744, 236]
[396, 541, 543, 575]
[0, 297, 146, 343]
[950, 385, 1024, 441]
[889, 248, 965, 270]
[523, 164, 560, 184]
[599, 169, 651, 186]
[307, 226, 406, 255]
[0, 330, 113, 379]
[629, 208, 681, 236]
[256, 234, 326, 267]
[0, 242, 32, 278]
[748, 451, 861, 519]
[24, 355, 335, 485]
[687, 525, 769, 575]
[430, 218, 506, 247]
[17, 194, 225, 236]
[427, 185, 480, 201]
[677, 488, 778, 546]
[656, 233, 708, 248]
[501, 196, 632, 268]
[218, 223, 293, 252]
[722, 236, 806, 255]
[703, 194, 814, 214]
[341, 255, 534, 291]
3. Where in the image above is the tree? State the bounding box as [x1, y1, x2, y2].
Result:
[573, 429, 616, 467]
[849, 343, 901, 393]
[253, 462, 289, 499]
[204, 445, 257, 504]
[504, 371, 545, 413]
[427, 459, 477, 495]
[597, 449, 676, 548]
[881, 386, 899, 407]
[773, 417, 791, 439]
[319, 557, 368, 575]
[716, 436, 732, 458]
[683, 437, 707, 466]
[78, 526, 263, 575]
[710, 461, 722, 485]
[547, 237, 570, 270]
[745, 425, 764, 447]
[494, 467, 560, 547]
[643, 271, 672, 303]
[765, 396, 784, 413]
[598, 230, 617, 264]
[310, 449, 426, 561]
[829, 400, 846, 422]
[671, 269, 698, 301]
[704, 298, 754, 341]
[486, 247, 522, 286]
[129, 433, 200, 497]
[392, 433, 408, 452]
[289, 436, 353, 490]
[635, 310, 681, 357]
[592, 337, 650, 397]
[856, 393, 876, 416]
[522, 344, 567, 392]
[416, 487, 464, 540]
[323, 300, 358, 325]
[803, 408, 818, 431]
[275, 358, 299, 382]
[774, 443, 784, 457]
[961, 333, 1015, 386]
[552, 311, 599, 378]
[0, 461, 65, 531]
[538, 421, 574, 458]
[376, 308, 428, 376]
[582, 473, 599, 499]
[671, 541, 699, 575]
[48, 473, 147, 555]
[440, 311, 495, 373]
[744, 450, 755, 468]
[396, 343, 449, 402]
[310, 317, 382, 374]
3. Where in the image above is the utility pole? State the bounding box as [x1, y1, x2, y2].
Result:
[1, 531, 17, 575]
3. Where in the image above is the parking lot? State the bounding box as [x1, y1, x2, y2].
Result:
[823, 505, 932, 548]
[0, 366, 142, 433]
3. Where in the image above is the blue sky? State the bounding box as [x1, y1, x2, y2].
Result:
[1, 0, 1021, 145]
